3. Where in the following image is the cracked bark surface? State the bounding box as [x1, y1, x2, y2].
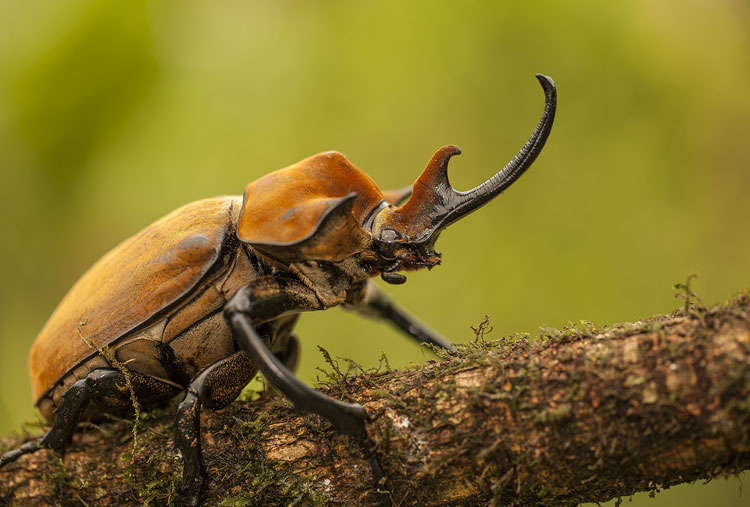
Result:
[1, 291, 749, 506]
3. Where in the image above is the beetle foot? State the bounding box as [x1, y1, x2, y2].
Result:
[0, 439, 42, 468]
[176, 479, 203, 507]
[366, 445, 392, 506]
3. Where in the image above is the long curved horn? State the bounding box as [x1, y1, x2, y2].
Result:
[396, 74, 556, 243]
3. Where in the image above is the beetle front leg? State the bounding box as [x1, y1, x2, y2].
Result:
[346, 280, 456, 352]
[224, 278, 386, 487]
[225, 279, 368, 437]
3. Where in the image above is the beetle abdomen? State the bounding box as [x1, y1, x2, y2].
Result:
[29, 197, 242, 413]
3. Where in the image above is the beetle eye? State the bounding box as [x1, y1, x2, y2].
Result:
[378, 228, 400, 260]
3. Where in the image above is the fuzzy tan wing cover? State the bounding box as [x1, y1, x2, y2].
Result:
[29, 197, 237, 403]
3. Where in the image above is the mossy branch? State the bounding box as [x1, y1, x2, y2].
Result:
[2, 291, 750, 506]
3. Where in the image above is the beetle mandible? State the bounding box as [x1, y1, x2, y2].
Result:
[0, 74, 556, 504]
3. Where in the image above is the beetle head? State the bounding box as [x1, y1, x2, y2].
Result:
[236, 74, 556, 284]
[367, 74, 557, 283]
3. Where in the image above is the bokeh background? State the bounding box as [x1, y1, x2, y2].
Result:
[0, 1, 748, 505]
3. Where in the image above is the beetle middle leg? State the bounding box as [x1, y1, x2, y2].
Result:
[0, 368, 179, 468]
[174, 350, 257, 505]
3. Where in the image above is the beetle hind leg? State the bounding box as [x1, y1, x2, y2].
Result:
[0, 369, 121, 469]
[1, 368, 179, 470]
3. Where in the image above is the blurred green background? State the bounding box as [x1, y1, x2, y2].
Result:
[0, 1, 748, 505]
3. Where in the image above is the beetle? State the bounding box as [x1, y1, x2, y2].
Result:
[0, 74, 556, 505]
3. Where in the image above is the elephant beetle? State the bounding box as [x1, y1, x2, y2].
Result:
[0, 74, 556, 505]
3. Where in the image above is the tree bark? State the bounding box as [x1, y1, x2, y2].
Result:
[1, 291, 749, 506]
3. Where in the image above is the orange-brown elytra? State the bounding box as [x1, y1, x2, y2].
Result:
[1, 74, 556, 506]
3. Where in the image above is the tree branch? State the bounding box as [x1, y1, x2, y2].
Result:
[2, 291, 750, 506]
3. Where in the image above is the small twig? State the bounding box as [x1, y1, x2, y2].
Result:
[470, 314, 494, 342]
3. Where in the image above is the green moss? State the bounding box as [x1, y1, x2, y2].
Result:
[534, 403, 572, 424]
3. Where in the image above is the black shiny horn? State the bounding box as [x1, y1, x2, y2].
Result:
[440, 74, 556, 229]
[397, 74, 556, 244]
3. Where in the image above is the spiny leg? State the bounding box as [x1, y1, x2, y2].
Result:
[174, 350, 257, 506]
[347, 280, 456, 351]
[1, 368, 178, 468]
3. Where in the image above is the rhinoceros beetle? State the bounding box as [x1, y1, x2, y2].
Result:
[0, 74, 556, 505]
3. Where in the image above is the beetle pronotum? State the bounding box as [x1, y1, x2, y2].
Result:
[1, 74, 556, 505]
